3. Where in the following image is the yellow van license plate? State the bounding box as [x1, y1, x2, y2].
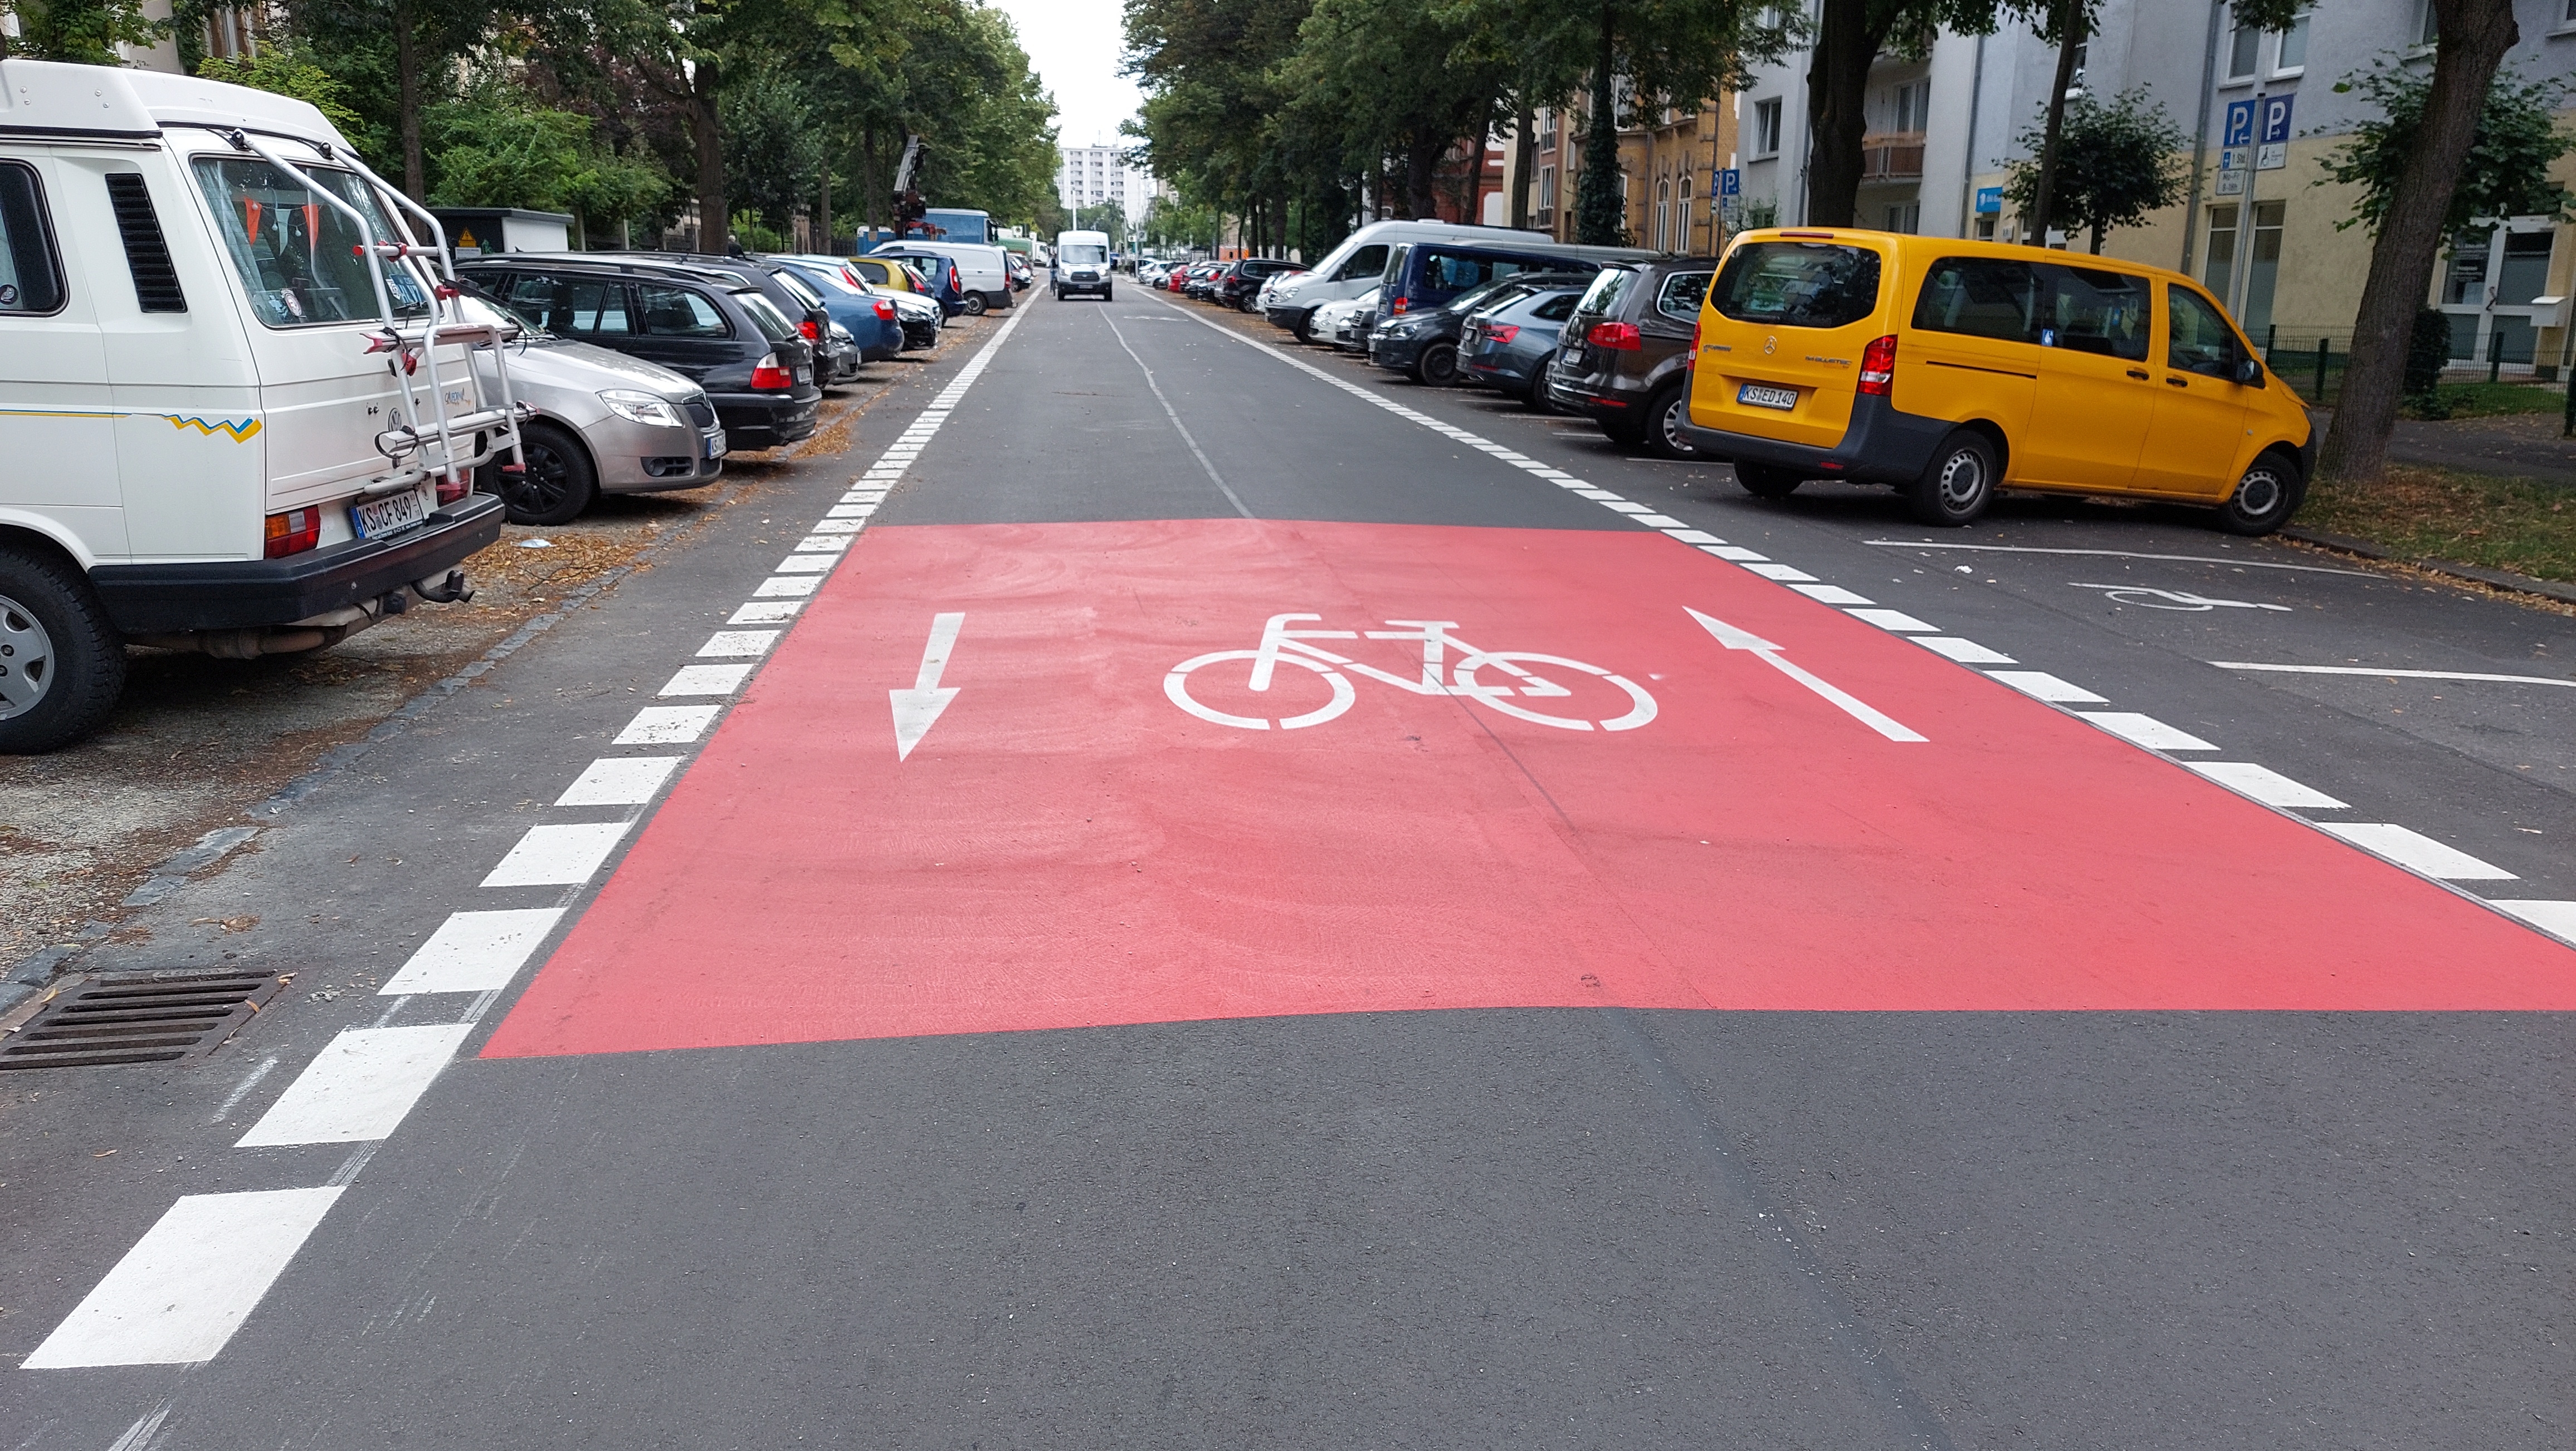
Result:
[1738, 383, 1799, 411]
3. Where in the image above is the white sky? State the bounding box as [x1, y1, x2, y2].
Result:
[987, 0, 1144, 153]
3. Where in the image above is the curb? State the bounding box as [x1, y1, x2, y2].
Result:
[2280, 525, 2576, 607]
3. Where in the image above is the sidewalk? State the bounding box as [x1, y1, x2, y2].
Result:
[2385, 412, 2576, 486]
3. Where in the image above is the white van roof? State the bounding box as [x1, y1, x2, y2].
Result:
[0, 57, 349, 149]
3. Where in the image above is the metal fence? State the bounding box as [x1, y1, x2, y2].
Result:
[2257, 330, 2356, 408]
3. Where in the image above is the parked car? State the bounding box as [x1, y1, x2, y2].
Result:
[863, 248, 969, 318]
[1318, 287, 1382, 350]
[1216, 258, 1300, 310]
[1680, 228, 2313, 533]
[457, 255, 821, 451]
[1372, 239, 1645, 328]
[1460, 281, 1591, 409]
[1004, 251, 1033, 292]
[876, 241, 1012, 314]
[1371, 271, 1596, 386]
[450, 284, 725, 525]
[0, 58, 521, 750]
[763, 254, 909, 359]
[1261, 220, 1562, 343]
[1254, 267, 1307, 314]
[1054, 230, 1114, 300]
[848, 253, 935, 303]
[775, 255, 941, 349]
[1548, 258, 1719, 456]
[564, 251, 858, 383]
[1183, 262, 1227, 299]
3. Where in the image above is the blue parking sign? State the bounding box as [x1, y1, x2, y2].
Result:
[2260, 94, 2295, 144]
[1719, 168, 1740, 197]
[2222, 98, 2257, 149]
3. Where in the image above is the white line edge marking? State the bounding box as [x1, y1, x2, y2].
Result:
[1861, 539, 2375, 576]
[24, 1188, 344, 1367]
[480, 821, 633, 888]
[2209, 662, 2576, 688]
[382, 907, 567, 994]
[235, 1023, 477, 1147]
[2490, 900, 2576, 943]
[2311, 822, 2519, 881]
[2180, 761, 2349, 810]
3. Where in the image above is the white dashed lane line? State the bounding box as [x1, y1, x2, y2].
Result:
[21, 305, 1041, 1374]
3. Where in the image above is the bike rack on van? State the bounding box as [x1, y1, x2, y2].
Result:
[223, 130, 528, 495]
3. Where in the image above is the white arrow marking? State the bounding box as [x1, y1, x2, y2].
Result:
[1687, 607, 1927, 742]
[890, 612, 965, 760]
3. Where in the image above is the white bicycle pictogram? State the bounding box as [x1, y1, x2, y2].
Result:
[1165, 613, 1658, 732]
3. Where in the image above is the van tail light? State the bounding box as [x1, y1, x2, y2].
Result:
[1587, 321, 1642, 351]
[264, 507, 320, 558]
[1687, 322, 1700, 369]
[436, 473, 469, 505]
[798, 318, 821, 342]
[1859, 334, 1898, 396]
[750, 352, 793, 390]
[874, 298, 896, 320]
[1392, 296, 1408, 314]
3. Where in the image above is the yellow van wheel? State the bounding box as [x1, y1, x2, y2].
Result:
[2215, 451, 2304, 536]
[1907, 431, 1998, 527]
[1734, 463, 1804, 499]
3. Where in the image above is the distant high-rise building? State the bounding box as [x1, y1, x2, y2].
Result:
[1057, 145, 1160, 221]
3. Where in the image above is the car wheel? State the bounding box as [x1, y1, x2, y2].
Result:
[962, 294, 987, 316]
[1734, 463, 1806, 499]
[1102, 287, 1113, 301]
[1643, 383, 1697, 460]
[1520, 371, 1555, 412]
[2215, 450, 2304, 535]
[1906, 429, 1999, 527]
[1415, 343, 1461, 387]
[0, 543, 126, 754]
[494, 421, 599, 527]
[1290, 310, 1315, 344]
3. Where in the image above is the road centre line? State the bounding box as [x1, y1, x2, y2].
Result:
[1165, 298, 2568, 939]
[1861, 539, 2376, 576]
[2209, 662, 2576, 688]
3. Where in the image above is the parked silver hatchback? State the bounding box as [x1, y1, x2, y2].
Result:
[460, 287, 725, 524]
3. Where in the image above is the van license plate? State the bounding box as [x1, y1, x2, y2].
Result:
[1738, 383, 1799, 411]
[350, 486, 431, 541]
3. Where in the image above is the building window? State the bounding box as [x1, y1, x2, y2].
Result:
[2226, 9, 2261, 80]
[2417, 0, 2438, 46]
[1892, 81, 1930, 132]
[1974, 212, 1998, 241]
[1753, 98, 1783, 157]
[2272, 11, 2311, 72]
[2205, 203, 2240, 304]
[2240, 200, 2285, 339]
[1885, 201, 1920, 234]
[1536, 164, 1555, 226]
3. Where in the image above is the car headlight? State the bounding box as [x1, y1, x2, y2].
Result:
[599, 389, 684, 428]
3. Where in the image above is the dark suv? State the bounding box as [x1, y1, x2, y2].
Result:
[582, 252, 858, 384]
[1548, 258, 1719, 457]
[457, 256, 823, 450]
[1215, 258, 1299, 311]
[1370, 271, 1596, 386]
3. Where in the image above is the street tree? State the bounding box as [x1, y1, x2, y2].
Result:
[2001, 87, 2185, 252]
[2316, 8, 2573, 485]
[0, 0, 160, 64]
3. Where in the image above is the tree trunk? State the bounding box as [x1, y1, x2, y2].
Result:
[2320, 0, 2522, 484]
[860, 129, 880, 236]
[691, 57, 725, 254]
[394, 0, 423, 200]
[1509, 96, 1535, 230]
[817, 166, 832, 252]
[1406, 133, 1441, 218]
[1575, 11, 1623, 245]
[1802, 0, 1876, 227]
[2025, 10, 2087, 247]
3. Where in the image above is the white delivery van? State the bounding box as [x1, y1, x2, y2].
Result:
[901, 241, 1012, 312]
[1052, 230, 1111, 300]
[1261, 220, 1556, 342]
[0, 59, 525, 751]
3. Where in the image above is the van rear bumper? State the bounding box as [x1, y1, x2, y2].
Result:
[90, 493, 505, 635]
[1676, 395, 1953, 484]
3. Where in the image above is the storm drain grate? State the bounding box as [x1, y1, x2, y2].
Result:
[0, 970, 285, 1069]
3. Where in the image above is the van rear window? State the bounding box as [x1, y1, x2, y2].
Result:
[191, 158, 419, 328]
[0, 162, 65, 314]
[1711, 241, 1881, 329]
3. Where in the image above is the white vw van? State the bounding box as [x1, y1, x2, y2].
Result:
[0, 59, 521, 752]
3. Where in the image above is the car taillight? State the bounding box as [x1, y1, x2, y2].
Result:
[264, 507, 319, 558]
[799, 318, 820, 342]
[1392, 297, 1408, 314]
[750, 352, 792, 390]
[1485, 323, 1520, 344]
[874, 298, 896, 319]
[1687, 322, 1699, 369]
[1587, 321, 1642, 350]
[1859, 334, 1897, 396]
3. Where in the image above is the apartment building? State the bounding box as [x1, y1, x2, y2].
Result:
[1516, 93, 1740, 257]
[1058, 145, 1160, 220]
[1732, 0, 2576, 368]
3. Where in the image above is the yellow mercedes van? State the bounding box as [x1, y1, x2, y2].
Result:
[1681, 229, 2314, 533]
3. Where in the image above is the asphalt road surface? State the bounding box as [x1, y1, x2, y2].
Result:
[6, 284, 2573, 1450]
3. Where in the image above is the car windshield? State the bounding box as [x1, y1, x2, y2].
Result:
[1711, 241, 1883, 329]
[1438, 276, 1520, 315]
[769, 269, 824, 309]
[191, 156, 427, 327]
[1062, 244, 1109, 264]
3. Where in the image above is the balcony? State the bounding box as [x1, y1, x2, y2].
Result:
[1861, 134, 1926, 181]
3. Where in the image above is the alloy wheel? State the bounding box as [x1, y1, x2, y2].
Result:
[0, 592, 56, 722]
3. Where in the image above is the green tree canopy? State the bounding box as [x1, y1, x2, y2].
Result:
[2002, 87, 2187, 252]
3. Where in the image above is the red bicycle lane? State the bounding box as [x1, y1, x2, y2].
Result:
[483, 518, 2576, 1059]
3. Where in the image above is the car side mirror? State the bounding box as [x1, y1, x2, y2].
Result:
[2235, 356, 2263, 386]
